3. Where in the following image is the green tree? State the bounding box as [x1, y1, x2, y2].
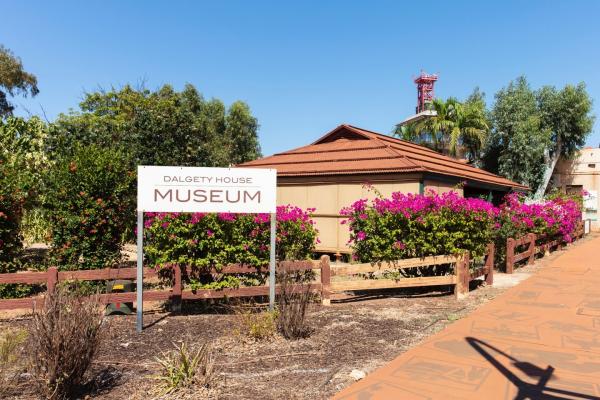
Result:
[533, 83, 594, 198]
[225, 101, 261, 165]
[461, 88, 490, 165]
[49, 84, 261, 167]
[395, 96, 488, 162]
[483, 77, 550, 191]
[0, 45, 39, 117]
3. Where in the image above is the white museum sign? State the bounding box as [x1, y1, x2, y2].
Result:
[137, 166, 277, 213]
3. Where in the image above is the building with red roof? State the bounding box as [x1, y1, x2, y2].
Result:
[240, 124, 527, 255]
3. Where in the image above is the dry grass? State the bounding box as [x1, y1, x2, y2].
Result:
[0, 328, 27, 397]
[154, 341, 217, 396]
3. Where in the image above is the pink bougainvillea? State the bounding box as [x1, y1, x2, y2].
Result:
[341, 189, 583, 263]
[341, 190, 498, 262]
[143, 205, 319, 288]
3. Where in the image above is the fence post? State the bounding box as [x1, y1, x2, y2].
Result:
[540, 234, 548, 257]
[454, 253, 469, 300]
[47, 267, 58, 293]
[485, 243, 494, 286]
[320, 255, 331, 306]
[172, 265, 182, 312]
[528, 233, 536, 265]
[506, 238, 515, 274]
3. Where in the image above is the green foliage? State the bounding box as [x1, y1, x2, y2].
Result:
[484, 76, 550, 191]
[226, 101, 262, 165]
[537, 83, 594, 158]
[49, 84, 261, 167]
[0, 158, 25, 266]
[342, 192, 496, 265]
[154, 342, 216, 395]
[0, 118, 49, 297]
[484, 77, 594, 193]
[0, 45, 39, 117]
[396, 96, 489, 162]
[144, 207, 317, 289]
[43, 145, 135, 270]
[20, 208, 51, 244]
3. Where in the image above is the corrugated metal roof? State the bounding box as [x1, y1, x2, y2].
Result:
[240, 124, 528, 190]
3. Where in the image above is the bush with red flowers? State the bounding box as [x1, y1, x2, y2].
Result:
[43, 145, 135, 270]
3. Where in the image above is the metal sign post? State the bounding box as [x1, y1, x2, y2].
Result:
[136, 166, 277, 332]
[136, 211, 144, 332]
[269, 212, 276, 311]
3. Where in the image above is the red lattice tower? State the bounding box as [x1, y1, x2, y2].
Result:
[414, 71, 438, 113]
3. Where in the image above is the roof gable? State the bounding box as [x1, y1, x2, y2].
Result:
[312, 125, 372, 144]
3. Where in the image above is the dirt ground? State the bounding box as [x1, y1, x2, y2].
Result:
[0, 243, 573, 400]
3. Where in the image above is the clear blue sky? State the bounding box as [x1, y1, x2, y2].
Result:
[2, 1, 599, 156]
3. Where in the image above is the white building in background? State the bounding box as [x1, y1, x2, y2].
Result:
[552, 147, 600, 231]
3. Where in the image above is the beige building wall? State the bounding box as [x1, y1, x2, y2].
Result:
[424, 180, 464, 196]
[553, 148, 600, 230]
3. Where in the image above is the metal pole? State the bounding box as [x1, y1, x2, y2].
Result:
[269, 212, 276, 311]
[136, 211, 144, 332]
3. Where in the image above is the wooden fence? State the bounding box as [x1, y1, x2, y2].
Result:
[0, 260, 323, 311]
[321, 243, 495, 303]
[0, 245, 496, 310]
[505, 223, 585, 274]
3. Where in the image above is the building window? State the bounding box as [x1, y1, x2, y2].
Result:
[588, 163, 596, 168]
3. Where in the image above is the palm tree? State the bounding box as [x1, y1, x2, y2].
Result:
[395, 97, 488, 162]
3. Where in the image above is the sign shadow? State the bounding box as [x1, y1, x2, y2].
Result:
[465, 337, 600, 400]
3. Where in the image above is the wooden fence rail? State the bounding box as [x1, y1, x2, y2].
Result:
[0, 245, 495, 310]
[0, 261, 320, 311]
[505, 222, 585, 274]
[321, 243, 495, 302]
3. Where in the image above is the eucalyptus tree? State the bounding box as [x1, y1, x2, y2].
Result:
[0, 45, 38, 117]
[533, 83, 594, 198]
[483, 77, 550, 191]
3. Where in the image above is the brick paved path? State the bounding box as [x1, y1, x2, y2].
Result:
[333, 235, 600, 400]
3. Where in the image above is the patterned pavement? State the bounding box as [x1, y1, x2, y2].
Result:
[333, 235, 600, 400]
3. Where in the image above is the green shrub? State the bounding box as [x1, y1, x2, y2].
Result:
[43, 145, 135, 270]
[0, 159, 25, 266]
[144, 206, 318, 289]
[341, 191, 496, 264]
[0, 158, 40, 298]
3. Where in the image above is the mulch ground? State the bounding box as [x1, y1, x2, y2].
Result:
[0, 247, 568, 400]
